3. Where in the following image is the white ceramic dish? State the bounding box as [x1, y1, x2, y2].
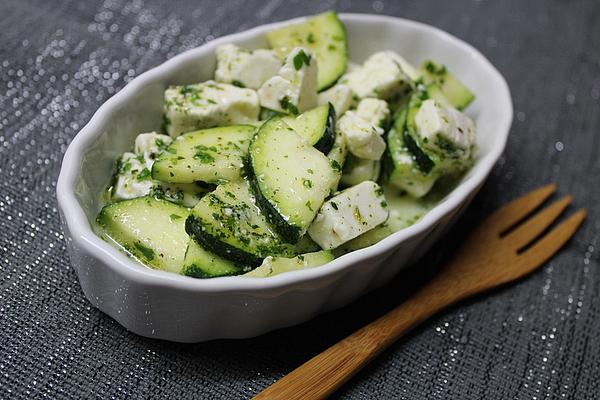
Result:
[56, 13, 512, 342]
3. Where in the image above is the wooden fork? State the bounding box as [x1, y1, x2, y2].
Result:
[254, 184, 586, 400]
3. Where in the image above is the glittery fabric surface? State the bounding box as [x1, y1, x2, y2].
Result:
[1, 0, 599, 398]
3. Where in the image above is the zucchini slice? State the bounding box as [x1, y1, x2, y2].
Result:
[151, 125, 255, 184]
[185, 180, 315, 267]
[244, 250, 334, 278]
[384, 98, 440, 198]
[182, 239, 247, 278]
[281, 103, 336, 153]
[96, 197, 189, 272]
[248, 117, 339, 243]
[266, 11, 348, 91]
[420, 60, 475, 110]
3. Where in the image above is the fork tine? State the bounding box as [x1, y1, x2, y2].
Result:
[519, 209, 586, 267]
[487, 183, 557, 234]
[504, 195, 572, 249]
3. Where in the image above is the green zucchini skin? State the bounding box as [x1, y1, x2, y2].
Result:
[403, 129, 434, 174]
[313, 103, 337, 153]
[383, 93, 440, 198]
[403, 91, 436, 174]
[186, 179, 315, 266]
[181, 238, 247, 278]
[281, 103, 337, 154]
[248, 117, 339, 243]
[185, 216, 263, 268]
[245, 154, 302, 244]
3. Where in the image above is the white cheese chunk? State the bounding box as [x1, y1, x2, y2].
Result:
[340, 154, 381, 187]
[339, 51, 412, 100]
[113, 152, 154, 200]
[318, 84, 354, 116]
[308, 181, 389, 249]
[385, 51, 421, 81]
[258, 47, 318, 114]
[356, 98, 390, 128]
[164, 81, 260, 137]
[134, 132, 172, 159]
[338, 111, 386, 160]
[415, 99, 476, 158]
[346, 61, 361, 73]
[215, 44, 281, 89]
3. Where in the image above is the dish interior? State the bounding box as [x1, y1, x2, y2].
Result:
[69, 14, 508, 274]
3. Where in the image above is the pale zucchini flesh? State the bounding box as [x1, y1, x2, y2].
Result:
[281, 103, 336, 154]
[96, 197, 189, 273]
[420, 60, 475, 110]
[182, 239, 247, 278]
[266, 11, 348, 91]
[152, 125, 256, 184]
[248, 117, 339, 243]
[186, 180, 318, 267]
[244, 250, 334, 277]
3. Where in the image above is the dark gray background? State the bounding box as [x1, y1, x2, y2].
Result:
[1, 0, 599, 398]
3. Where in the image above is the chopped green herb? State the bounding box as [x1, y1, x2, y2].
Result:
[137, 168, 152, 181]
[293, 49, 311, 70]
[231, 80, 246, 88]
[180, 86, 195, 95]
[353, 207, 364, 224]
[302, 178, 313, 189]
[330, 159, 342, 172]
[133, 242, 155, 261]
[169, 213, 182, 221]
[155, 138, 168, 151]
[279, 96, 299, 115]
[193, 145, 216, 164]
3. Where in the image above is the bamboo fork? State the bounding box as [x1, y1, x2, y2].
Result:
[254, 184, 586, 400]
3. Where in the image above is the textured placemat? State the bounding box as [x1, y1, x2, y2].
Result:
[1, 0, 599, 398]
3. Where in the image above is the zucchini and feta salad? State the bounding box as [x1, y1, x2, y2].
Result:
[96, 11, 477, 279]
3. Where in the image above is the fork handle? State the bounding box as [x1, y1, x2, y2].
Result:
[253, 277, 459, 400]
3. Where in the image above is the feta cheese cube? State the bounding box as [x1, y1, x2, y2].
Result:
[385, 51, 421, 81]
[340, 154, 381, 187]
[318, 84, 354, 116]
[346, 61, 361, 73]
[415, 99, 476, 159]
[308, 181, 389, 249]
[338, 111, 386, 160]
[164, 81, 260, 137]
[356, 98, 390, 128]
[258, 47, 318, 114]
[134, 132, 172, 159]
[215, 44, 281, 89]
[339, 51, 412, 100]
[113, 152, 154, 200]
